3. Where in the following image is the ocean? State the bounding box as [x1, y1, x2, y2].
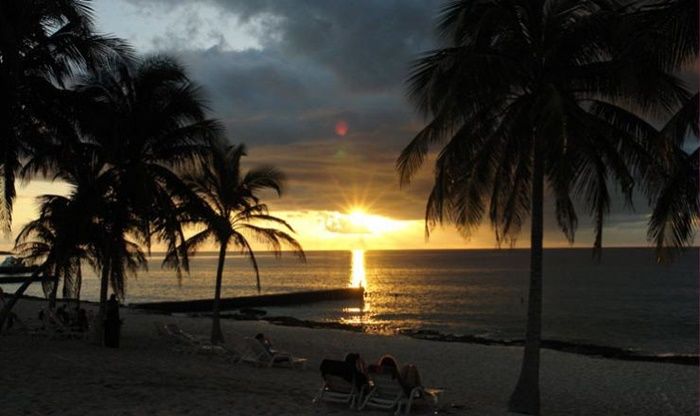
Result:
[6, 248, 698, 356]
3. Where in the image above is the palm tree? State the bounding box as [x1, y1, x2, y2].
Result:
[15, 132, 111, 306]
[1, 56, 220, 341]
[71, 56, 222, 331]
[397, 1, 688, 413]
[0, 137, 110, 332]
[628, 0, 697, 73]
[648, 94, 698, 262]
[14, 195, 93, 308]
[168, 142, 305, 344]
[0, 0, 128, 233]
[630, 0, 698, 259]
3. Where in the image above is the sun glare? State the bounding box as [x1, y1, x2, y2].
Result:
[350, 249, 367, 288]
[347, 208, 402, 234]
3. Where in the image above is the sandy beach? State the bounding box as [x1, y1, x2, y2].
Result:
[0, 298, 696, 416]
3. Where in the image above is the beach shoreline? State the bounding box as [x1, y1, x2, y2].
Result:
[10, 293, 700, 366]
[1, 297, 697, 415]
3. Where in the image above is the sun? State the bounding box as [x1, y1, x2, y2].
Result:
[346, 207, 402, 234]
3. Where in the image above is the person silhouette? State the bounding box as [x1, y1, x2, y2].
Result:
[254, 333, 275, 354]
[104, 294, 121, 348]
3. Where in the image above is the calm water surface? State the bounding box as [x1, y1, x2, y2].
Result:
[6, 248, 698, 355]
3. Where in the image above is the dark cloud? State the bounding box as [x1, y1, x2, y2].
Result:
[151, 0, 443, 90]
[110, 0, 683, 247]
[129, 1, 444, 221]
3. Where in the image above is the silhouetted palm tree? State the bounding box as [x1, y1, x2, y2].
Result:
[0, 56, 218, 343]
[168, 142, 305, 344]
[628, 0, 697, 73]
[16, 131, 111, 306]
[0, 102, 110, 330]
[628, 0, 698, 259]
[0, 0, 127, 233]
[72, 56, 222, 331]
[398, 1, 688, 413]
[648, 94, 698, 261]
[14, 195, 93, 308]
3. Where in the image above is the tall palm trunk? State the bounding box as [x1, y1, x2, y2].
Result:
[92, 257, 110, 345]
[211, 240, 228, 344]
[75, 267, 82, 309]
[508, 138, 544, 415]
[48, 274, 59, 309]
[48, 265, 60, 309]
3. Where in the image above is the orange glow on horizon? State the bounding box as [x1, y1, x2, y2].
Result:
[5, 181, 616, 252]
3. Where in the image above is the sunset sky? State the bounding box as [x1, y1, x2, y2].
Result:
[3, 0, 695, 251]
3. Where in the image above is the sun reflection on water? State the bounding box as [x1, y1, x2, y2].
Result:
[350, 249, 367, 288]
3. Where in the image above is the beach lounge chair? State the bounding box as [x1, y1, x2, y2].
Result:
[242, 337, 307, 369]
[155, 322, 234, 358]
[360, 365, 442, 415]
[403, 386, 442, 415]
[359, 365, 405, 414]
[41, 309, 84, 339]
[314, 359, 366, 408]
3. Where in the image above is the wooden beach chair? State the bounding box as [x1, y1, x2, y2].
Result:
[242, 337, 307, 369]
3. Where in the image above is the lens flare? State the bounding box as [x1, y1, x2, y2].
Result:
[335, 120, 348, 136]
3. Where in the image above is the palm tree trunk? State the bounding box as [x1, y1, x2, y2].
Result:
[48, 271, 59, 309]
[0, 266, 45, 334]
[211, 241, 227, 344]
[508, 138, 544, 415]
[75, 267, 82, 309]
[92, 258, 110, 346]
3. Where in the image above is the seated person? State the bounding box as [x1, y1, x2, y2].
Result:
[344, 353, 369, 389]
[254, 333, 289, 363]
[367, 354, 401, 380]
[56, 304, 69, 325]
[374, 354, 424, 395]
[254, 333, 275, 354]
[75, 308, 89, 332]
[320, 359, 355, 388]
[377, 354, 399, 369]
[399, 364, 423, 393]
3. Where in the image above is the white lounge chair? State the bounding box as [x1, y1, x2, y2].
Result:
[360, 366, 441, 415]
[41, 309, 84, 339]
[359, 367, 405, 414]
[314, 359, 367, 409]
[315, 374, 363, 408]
[242, 337, 307, 369]
[155, 322, 235, 359]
